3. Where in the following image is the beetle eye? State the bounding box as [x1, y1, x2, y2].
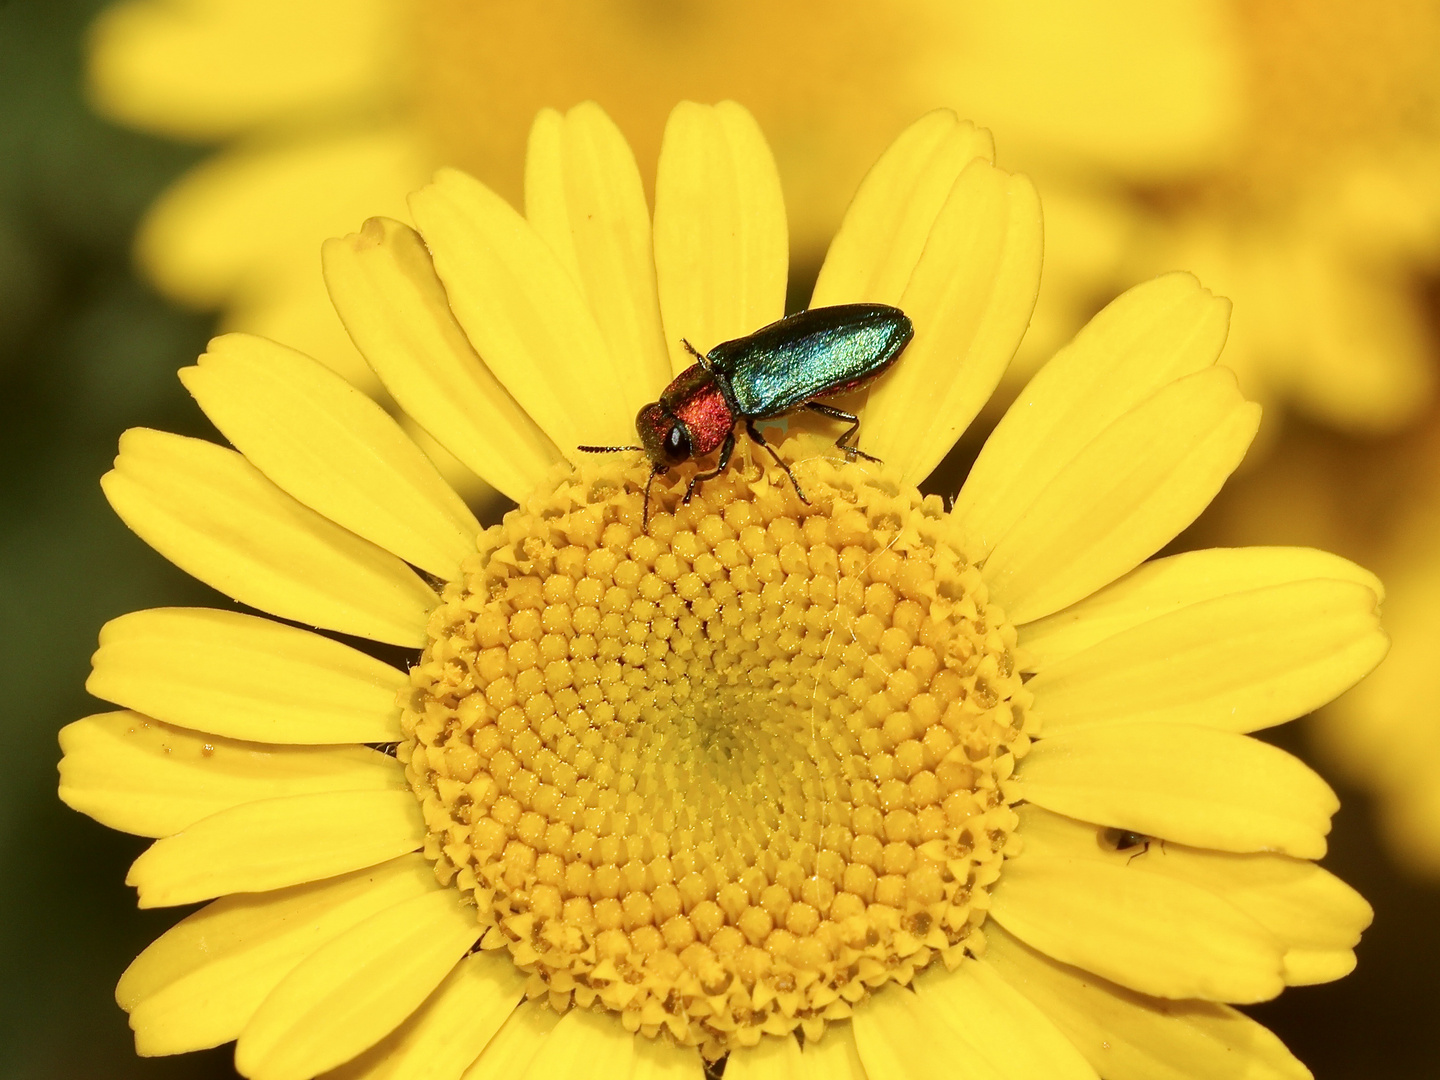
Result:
[664, 423, 691, 464]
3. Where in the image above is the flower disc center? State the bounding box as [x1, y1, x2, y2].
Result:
[400, 442, 1031, 1057]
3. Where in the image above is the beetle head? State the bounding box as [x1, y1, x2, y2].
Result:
[636, 402, 693, 470]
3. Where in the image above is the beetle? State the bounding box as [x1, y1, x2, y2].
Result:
[579, 302, 914, 524]
[1099, 827, 1162, 863]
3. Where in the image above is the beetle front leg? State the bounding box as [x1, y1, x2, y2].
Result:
[684, 430, 735, 504]
[746, 420, 810, 505]
[804, 401, 882, 463]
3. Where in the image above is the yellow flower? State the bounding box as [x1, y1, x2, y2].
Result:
[89, 0, 1440, 440]
[87, 0, 1234, 395]
[61, 102, 1381, 1079]
[1098, 0, 1440, 435]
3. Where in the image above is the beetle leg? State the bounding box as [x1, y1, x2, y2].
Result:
[746, 420, 810, 505]
[683, 430, 735, 504]
[642, 466, 666, 530]
[804, 402, 883, 463]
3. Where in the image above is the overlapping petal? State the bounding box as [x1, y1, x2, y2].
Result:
[990, 808, 1288, 1002]
[409, 168, 633, 449]
[975, 366, 1260, 623]
[58, 712, 405, 837]
[1024, 571, 1387, 734]
[912, 962, 1097, 1079]
[181, 334, 480, 579]
[322, 216, 563, 500]
[459, 1001, 562, 1080]
[1014, 723, 1338, 857]
[983, 925, 1309, 1080]
[324, 951, 526, 1080]
[514, 1008, 702, 1080]
[86, 607, 407, 744]
[955, 273, 1230, 558]
[525, 103, 671, 403]
[118, 854, 438, 1056]
[102, 429, 436, 646]
[1019, 546, 1383, 668]
[234, 888, 482, 1080]
[811, 111, 1041, 482]
[812, 111, 995, 307]
[126, 790, 425, 907]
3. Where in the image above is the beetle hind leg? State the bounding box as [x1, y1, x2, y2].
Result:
[805, 402, 882, 464]
[745, 420, 810, 505]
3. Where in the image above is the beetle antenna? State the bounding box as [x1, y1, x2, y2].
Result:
[681, 338, 713, 372]
[577, 444, 644, 453]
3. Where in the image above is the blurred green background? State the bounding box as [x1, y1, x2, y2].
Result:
[1, 1, 1436, 1077]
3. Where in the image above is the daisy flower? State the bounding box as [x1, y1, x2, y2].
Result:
[61, 101, 1382, 1080]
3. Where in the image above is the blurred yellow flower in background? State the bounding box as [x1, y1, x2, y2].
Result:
[88, 0, 1239, 395]
[88, 0, 1440, 436]
[60, 100, 1381, 1080]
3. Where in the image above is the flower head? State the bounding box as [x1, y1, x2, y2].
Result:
[62, 101, 1383, 1080]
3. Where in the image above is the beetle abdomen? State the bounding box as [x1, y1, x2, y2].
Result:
[714, 303, 913, 418]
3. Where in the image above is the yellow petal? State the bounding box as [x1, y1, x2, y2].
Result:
[1127, 842, 1370, 988]
[721, 1035, 802, 1080]
[653, 101, 787, 373]
[989, 806, 1286, 1002]
[223, 259, 383, 398]
[126, 790, 424, 907]
[235, 888, 482, 1080]
[517, 1007, 703, 1080]
[524, 110, 577, 280]
[408, 168, 632, 449]
[955, 273, 1230, 560]
[87, 607, 406, 744]
[524, 103, 671, 402]
[459, 999, 562, 1080]
[322, 216, 563, 501]
[811, 111, 995, 308]
[984, 924, 1309, 1080]
[323, 950, 526, 1080]
[87, 0, 395, 139]
[181, 334, 479, 580]
[852, 982, 1005, 1080]
[1026, 576, 1386, 735]
[102, 429, 436, 647]
[846, 160, 1042, 482]
[1015, 722, 1337, 857]
[1019, 546, 1385, 669]
[118, 854, 436, 1057]
[977, 367, 1261, 624]
[798, 1021, 865, 1080]
[58, 711, 404, 838]
[1282, 949, 1356, 986]
[709, 1026, 866, 1080]
[913, 961, 1098, 1080]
